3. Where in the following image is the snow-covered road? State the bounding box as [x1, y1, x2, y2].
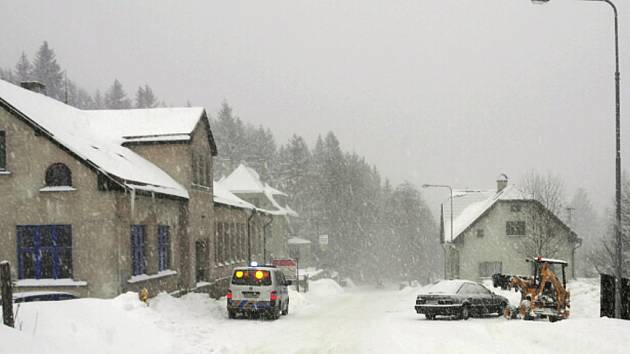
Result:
[2, 278, 630, 354]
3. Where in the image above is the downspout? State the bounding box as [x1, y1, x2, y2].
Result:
[572, 234, 582, 279]
[247, 209, 257, 264]
[263, 214, 274, 263]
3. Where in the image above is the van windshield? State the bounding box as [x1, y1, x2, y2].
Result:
[231, 269, 272, 286]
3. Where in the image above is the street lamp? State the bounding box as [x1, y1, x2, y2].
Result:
[531, 0, 622, 319]
[422, 184, 454, 243]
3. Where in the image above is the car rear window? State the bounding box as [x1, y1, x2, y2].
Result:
[231, 269, 272, 286]
[426, 281, 465, 294]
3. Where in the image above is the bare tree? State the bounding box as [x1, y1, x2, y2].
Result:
[518, 171, 569, 258]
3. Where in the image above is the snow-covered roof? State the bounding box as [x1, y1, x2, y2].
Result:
[0, 80, 215, 199]
[213, 181, 255, 209]
[420, 279, 476, 295]
[222, 163, 297, 217]
[220, 164, 268, 194]
[442, 185, 530, 242]
[531, 257, 568, 265]
[287, 237, 311, 245]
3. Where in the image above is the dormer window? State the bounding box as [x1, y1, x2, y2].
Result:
[45, 163, 72, 186]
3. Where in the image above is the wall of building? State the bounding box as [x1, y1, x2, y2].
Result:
[185, 123, 215, 289]
[112, 192, 185, 297]
[207, 204, 267, 298]
[128, 120, 216, 291]
[0, 106, 120, 298]
[448, 201, 575, 281]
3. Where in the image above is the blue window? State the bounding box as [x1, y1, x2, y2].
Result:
[157, 225, 170, 271]
[0, 130, 6, 170]
[131, 225, 146, 276]
[17, 225, 72, 279]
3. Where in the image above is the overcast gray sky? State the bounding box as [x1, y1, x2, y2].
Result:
[1, 0, 628, 213]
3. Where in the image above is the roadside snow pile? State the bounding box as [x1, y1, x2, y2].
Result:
[149, 291, 225, 322]
[398, 281, 431, 299]
[287, 287, 310, 312]
[307, 278, 344, 298]
[0, 323, 63, 354]
[568, 278, 600, 318]
[4, 292, 173, 354]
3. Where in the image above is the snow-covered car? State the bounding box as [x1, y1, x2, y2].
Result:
[415, 279, 508, 320]
[227, 264, 291, 320]
[1, 291, 78, 304]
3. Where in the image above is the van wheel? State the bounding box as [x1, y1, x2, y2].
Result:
[282, 300, 289, 315]
[269, 307, 280, 320]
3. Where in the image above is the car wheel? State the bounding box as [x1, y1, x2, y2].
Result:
[459, 305, 470, 320]
[425, 314, 435, 320]
[282, 300, 289, 315]
[497, 302, 507, 316]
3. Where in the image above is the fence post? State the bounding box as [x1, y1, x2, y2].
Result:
[1, 261, 14, 327]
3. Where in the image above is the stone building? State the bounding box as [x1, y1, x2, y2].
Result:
[441, 177, 581, 281]
[219, 164, 298, 261]
[0, 79, 219, 298]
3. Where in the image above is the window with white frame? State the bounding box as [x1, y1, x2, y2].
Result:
[17, 225, 72, 279]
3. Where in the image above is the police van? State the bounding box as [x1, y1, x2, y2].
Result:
[227, 263, 291, 319]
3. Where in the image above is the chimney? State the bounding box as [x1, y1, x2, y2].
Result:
[497, 173, 508, 192]
[20, 81, 46, 94]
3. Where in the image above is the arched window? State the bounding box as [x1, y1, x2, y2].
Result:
[45, 163, 72, 187]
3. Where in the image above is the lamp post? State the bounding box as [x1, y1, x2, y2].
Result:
[531, 0, 622, 319]
[422, 184, 455, 278]
[422, 184, 454, 243]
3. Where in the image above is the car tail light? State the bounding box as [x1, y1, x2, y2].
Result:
[270, 291, 278, 301]
[226, 289, 233, 300]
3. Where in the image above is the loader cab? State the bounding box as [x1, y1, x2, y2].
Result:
[529, 256, 568, 289]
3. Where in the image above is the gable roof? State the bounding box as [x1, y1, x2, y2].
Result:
[87, 108, 217, 154]
[442, 185, 532, 242]
[0, 79, 214, 199]
[221, 163, 297, 216]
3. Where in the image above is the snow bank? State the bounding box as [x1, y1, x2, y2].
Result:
[2, 278, 622, 354]
[0, 324, 62, 354]
[6, 292, 173, 354]
[567, 278, 600, 318]
[307, 279, 345, 298]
